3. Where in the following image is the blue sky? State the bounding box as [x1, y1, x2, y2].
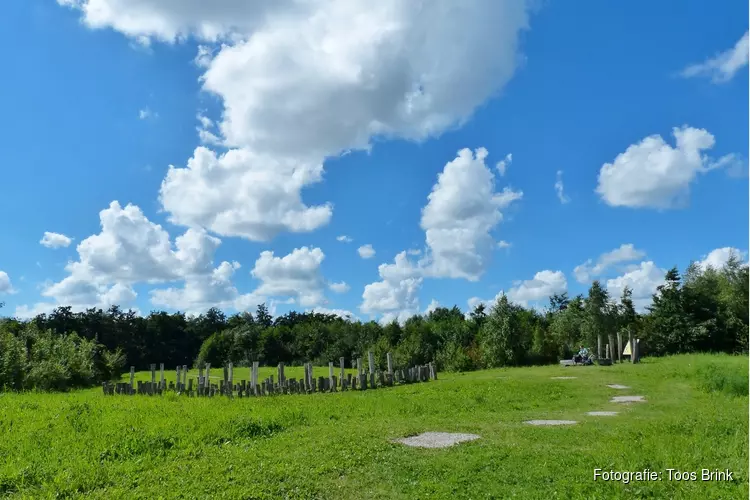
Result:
[0, 0, 747, 321]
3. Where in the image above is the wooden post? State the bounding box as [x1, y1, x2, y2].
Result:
[328, 362, 334, 391]
[205, 363, 211, 388]
[339, 357, 345, 390]
[129, 366, 135, 393]
[252, 361, 259, 393]
[278, 362, 285, 386]
[628, 331, 634, 364]
[159, 363, 165, 390]
[386, 352, 393, 374]
[368, 351, 375, 375]
[597, 335, 602, 359]
[356, 358, 362, 376]
[605, 344, 610, 360]
[150, 364, 156, 385]
[608, 334, 616, 361]
[182, 365, 187, 388]
[228, 362, 234, 397]
[617, 332, 623, 363]
[633, 338, 640, 364]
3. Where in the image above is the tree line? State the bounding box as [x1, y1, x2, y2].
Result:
[0, 255, 746, 391]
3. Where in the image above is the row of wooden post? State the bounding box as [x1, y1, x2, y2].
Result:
[597, 332, 640, 364]
[103, 352, 437, 397]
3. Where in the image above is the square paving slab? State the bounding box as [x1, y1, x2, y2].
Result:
[607, 384, 630, 389]
[524, 420, 578, 426]
[610, 395, 646, 403]
[392, 432, 481, 448]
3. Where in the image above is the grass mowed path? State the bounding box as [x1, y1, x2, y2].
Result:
[0, 354, 746, 499]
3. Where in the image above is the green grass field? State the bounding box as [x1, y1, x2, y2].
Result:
[0, 354, 747, 499]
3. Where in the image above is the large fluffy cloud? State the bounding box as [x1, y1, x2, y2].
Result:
[251, 247, 327, 307]
[420, 147, 522, 280]
[695, 247, 747, 271]
[507, 270, 567, 307]
[361, 251, 422, 324]
[605, 261, 666, 311]
[596, 126, 739, 209]
[16, 200, 330, 316]
[61, 0, 531, 241]
[574, 243, 647, 284]
[159, 147, 332, 241]
[681, 31, 749, 84]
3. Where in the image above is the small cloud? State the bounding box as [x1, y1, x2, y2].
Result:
[336, 235, 353, 243]
[139, 108, 158, 120]
[407, 249, 421, 256]
[329, 281, 350, 294]
[194, 45, 214, 68]
[357, 244, 376, 259]
[40, 231, 73, 249]
[680, 31, 749, 84]
[497, 240, 511, 249]
[495, 153, 512, 176]
[555, 170, 570, 204]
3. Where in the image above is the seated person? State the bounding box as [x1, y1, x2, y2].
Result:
[573, 346, 589, 364]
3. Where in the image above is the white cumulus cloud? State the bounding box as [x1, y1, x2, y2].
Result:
[606, 261, 666, 311]
[507, 270, 567, 307]
[695, 247, 747, 271]
[40, 231, 73, 249]
[420, 147, 522, 281]
[0, 271, 15, 295]
[358, 244, 376, 259]
[60, 0, 531, 243]
[574, 243, 647, 284]
[361, 251, 422, 324]
[596, 126, 739, 209]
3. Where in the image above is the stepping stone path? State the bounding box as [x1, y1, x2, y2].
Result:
[551, 376, 577, 380]
[393, 432, 481, 448]
[524, 420, 578, 426]
[611, 395, 646, 403]
[587, 411, 619, 416]
[607, 384, 630, 389]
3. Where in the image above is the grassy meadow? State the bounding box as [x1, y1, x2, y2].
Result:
[0, 354, 747, 499]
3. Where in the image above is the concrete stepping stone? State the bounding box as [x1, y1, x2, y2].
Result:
[393, 432, 480, 448]
[524, 420, 578, 426]
[587, 411, 619, 416]
[551, 376, 577, 380]
[607, 384, 630, 389]
[610, 395, 646, 403]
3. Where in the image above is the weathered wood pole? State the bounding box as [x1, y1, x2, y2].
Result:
[228, 362, 234, 397]
[368, 351, 375, 375]
[606, 344, 610, 360]
[597, 335, 602, 359]
[633, 338, 640, 364]
[159, 363, 165, 390]
[278, 362, 285, 386]
[386, 352, 393, 374]
[617, 332, 623, 363]
[150, 364, 156, 385]
[339, 357, 345, 389]
[129, 366, 135, 393]
[356, 358, 362, 376]
[628, 331, 635, 364]
[252, 361, 259, 393]
[182, 365, 188, 388]
[205, 363, 211, 388]
[328, 362, 335, 391]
